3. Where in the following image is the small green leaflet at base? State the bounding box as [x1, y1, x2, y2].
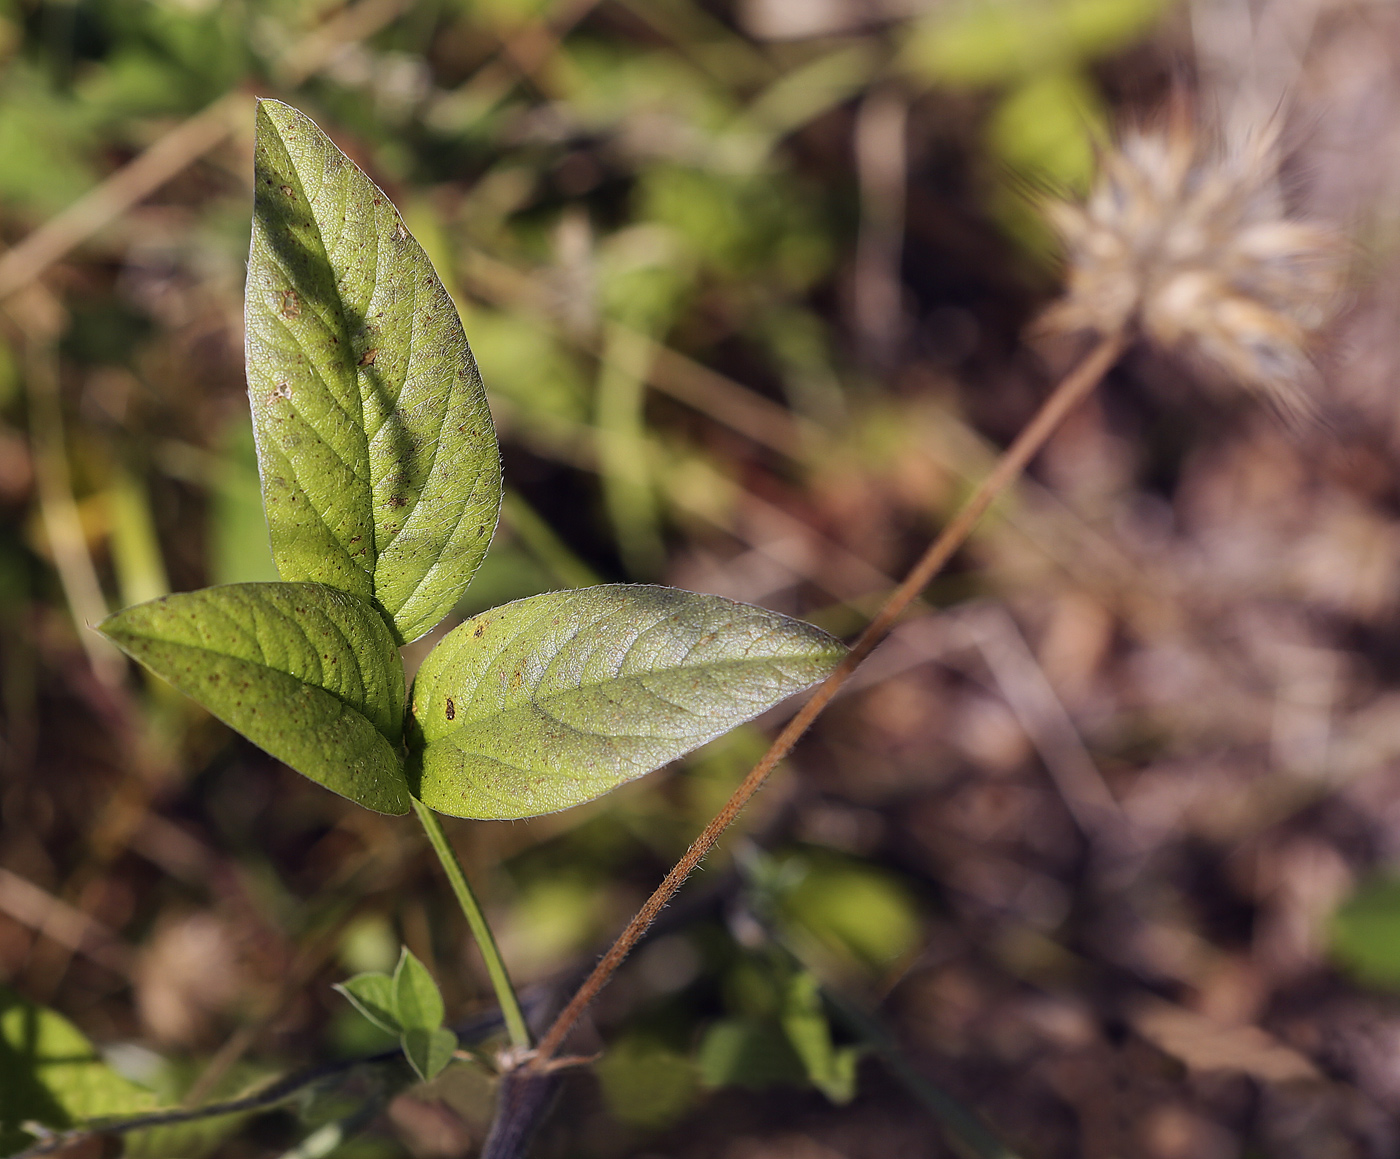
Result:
[99, 582, 409, 815]
[334, 973, 399, 1035]
[393, 948, 446, 1034]
[335, 949, 457, 1083]
[401, 1027, 458, 1086]
[407, 585, 847, 820]
[246, 98, 501, 645]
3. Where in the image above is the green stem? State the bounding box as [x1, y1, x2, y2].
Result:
[411, 798, 530, 1049]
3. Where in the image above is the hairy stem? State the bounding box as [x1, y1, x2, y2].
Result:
[412, 798, 531, 1050]
[530, 330, 1128, 1066]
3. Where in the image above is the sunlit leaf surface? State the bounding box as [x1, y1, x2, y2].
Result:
[246, 99, 500, 644]
[409, 586, 846, 819]
[100, 583, 409, 814]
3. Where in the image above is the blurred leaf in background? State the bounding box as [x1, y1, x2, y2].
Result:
[0, 67, 98, 219]
[210, 417, 278, 586]
[1, 987, 157, 1154]
[1329, 876, 1400, 990]
[696, 1017, 807, 1092]
[766, 849, 923, 977]
[779, 969, 861, 1104]
[595, 1035, 700, 1130]
[903, 0, 1169, 251]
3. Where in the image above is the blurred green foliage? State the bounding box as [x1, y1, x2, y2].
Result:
[0, 988, 247, 1159]
[595, 1035, 700, 1129]
[904, 0, 1166, 86]
[696, 1017, 807, 1091]
[765, 848, 923, 975]
[695, 963, 861, 1102]
[208, 418, 278, 587]
[904, 0, 1171, 251]
[0, 986, 157, 1155]
[1329, 876, 1400, 990]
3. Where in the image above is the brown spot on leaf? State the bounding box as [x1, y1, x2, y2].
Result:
[358, 348, 378, 367]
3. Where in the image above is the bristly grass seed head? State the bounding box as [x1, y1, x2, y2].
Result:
[1035, 113, 1348, 420]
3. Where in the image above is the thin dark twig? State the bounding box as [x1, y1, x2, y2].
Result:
[529, 331, 1128, 1067]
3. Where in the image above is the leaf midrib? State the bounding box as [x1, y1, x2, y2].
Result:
[442, 653, 822, 737]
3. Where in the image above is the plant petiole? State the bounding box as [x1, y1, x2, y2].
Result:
[411, 797, 531, 1051]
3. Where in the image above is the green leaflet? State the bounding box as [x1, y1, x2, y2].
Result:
[392, 948, 445, 1034]
[335, 950, 455, 1083]
[408, 585, 847, 820]
[401, 1027, 458, 1085]
[246, 99, 501, 644]
[99, 583, 409, 815]
[334, 974, 400, 1034]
